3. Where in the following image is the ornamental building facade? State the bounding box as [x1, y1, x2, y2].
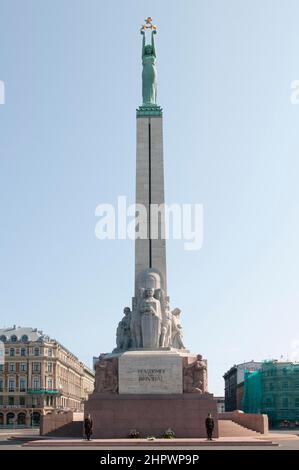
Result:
[0, 326, 94, 427]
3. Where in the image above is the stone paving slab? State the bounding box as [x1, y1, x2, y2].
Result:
[264, 433, 299, 441]
[24, 437, 280, 447]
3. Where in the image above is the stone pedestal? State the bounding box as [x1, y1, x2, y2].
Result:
[85, 350, 218, 438]
[85, 392, 218, 438]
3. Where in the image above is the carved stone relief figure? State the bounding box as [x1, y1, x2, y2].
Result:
[171, 308, 185, 349]
[139, 287, 162, 348]
[183, 355, 208, 393]
[95, 357, 118, 393]
[115, 307, 132, 351]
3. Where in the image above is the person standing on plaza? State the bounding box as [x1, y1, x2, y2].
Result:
[205, 413, 214, 440]
[84, 413, 93, 441]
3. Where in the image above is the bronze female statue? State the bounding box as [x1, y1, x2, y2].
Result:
[141, 28, 157, 106]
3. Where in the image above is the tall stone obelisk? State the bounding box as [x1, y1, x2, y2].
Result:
[135, 114, 167, 294]
[135, 24, 167, 297]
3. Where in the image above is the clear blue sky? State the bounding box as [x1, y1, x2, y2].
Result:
[1, 1, 299, 395]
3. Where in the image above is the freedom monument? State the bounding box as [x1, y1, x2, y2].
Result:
[85, 19, 218, 438]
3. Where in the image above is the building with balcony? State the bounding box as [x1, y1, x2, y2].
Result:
[0, 326, 94, 427]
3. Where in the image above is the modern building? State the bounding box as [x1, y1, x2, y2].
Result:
[243, 361, 299, 426]
[223, 361, 262, 411]
[0, 326, 94, 427]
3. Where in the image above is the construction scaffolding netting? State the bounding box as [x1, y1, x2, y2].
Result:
[242, 369, 262, 414]
[242, 361, 299, 424]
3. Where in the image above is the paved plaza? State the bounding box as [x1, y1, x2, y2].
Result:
[0, 428, 298, 451]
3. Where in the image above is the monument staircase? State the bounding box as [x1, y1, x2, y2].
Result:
[218, 420, 262, 437]
[43, 420, 83, 438]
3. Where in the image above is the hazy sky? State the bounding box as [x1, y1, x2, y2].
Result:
[1, 0, 299, 395]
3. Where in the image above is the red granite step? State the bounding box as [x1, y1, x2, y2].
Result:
[219, 420, 261, 437]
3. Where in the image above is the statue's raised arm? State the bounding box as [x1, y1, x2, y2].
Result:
[151, 30, 156, 58]
[141, 28, 146, 59]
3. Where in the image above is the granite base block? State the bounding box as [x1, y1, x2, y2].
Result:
[84, 392, 218, 438]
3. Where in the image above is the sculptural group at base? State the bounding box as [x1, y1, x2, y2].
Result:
[84, 264, 219, 438]
[115, 268, 185, 352]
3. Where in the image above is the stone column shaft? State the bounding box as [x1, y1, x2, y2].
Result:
[135, 115, 167, 294]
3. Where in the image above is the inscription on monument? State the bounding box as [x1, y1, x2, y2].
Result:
[138, 368, 165, 382]
[119, 352, 183, 394]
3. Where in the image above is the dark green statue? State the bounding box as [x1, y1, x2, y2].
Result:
[141, 28, 157, 106]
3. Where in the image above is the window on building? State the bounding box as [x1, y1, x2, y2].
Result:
[34, 347, 40, 357]
[9, 348, 15, 357]
[33, 378, 40, 390]
[282, 382, 288, 390]
[19, 396, 25, 406]
[20, 348, 26, 357]
[8, 379, 15, 392]
[9, 363, 15, 372]
[8, 396, 14, 406]
[295, 381, 299, 390]
[0, 379, 3, 391]
[0, 396, 3, 405]
[20, 363, 26, 372]
[47, 378, 53, 389]
[21, 335, 28, 343]
[33, 363, 40, 372]
[295, 398, 299, 407]
[0, 364, 3, 372]
[10, 335, 17, 343]
[269, 382, 274, 391]
[19, 378, 26, 392]
[282, 397, 289, 408]
[48, 348, 53, 357]
[48, 363, 53, 373]
[0, 335, 7, 343]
